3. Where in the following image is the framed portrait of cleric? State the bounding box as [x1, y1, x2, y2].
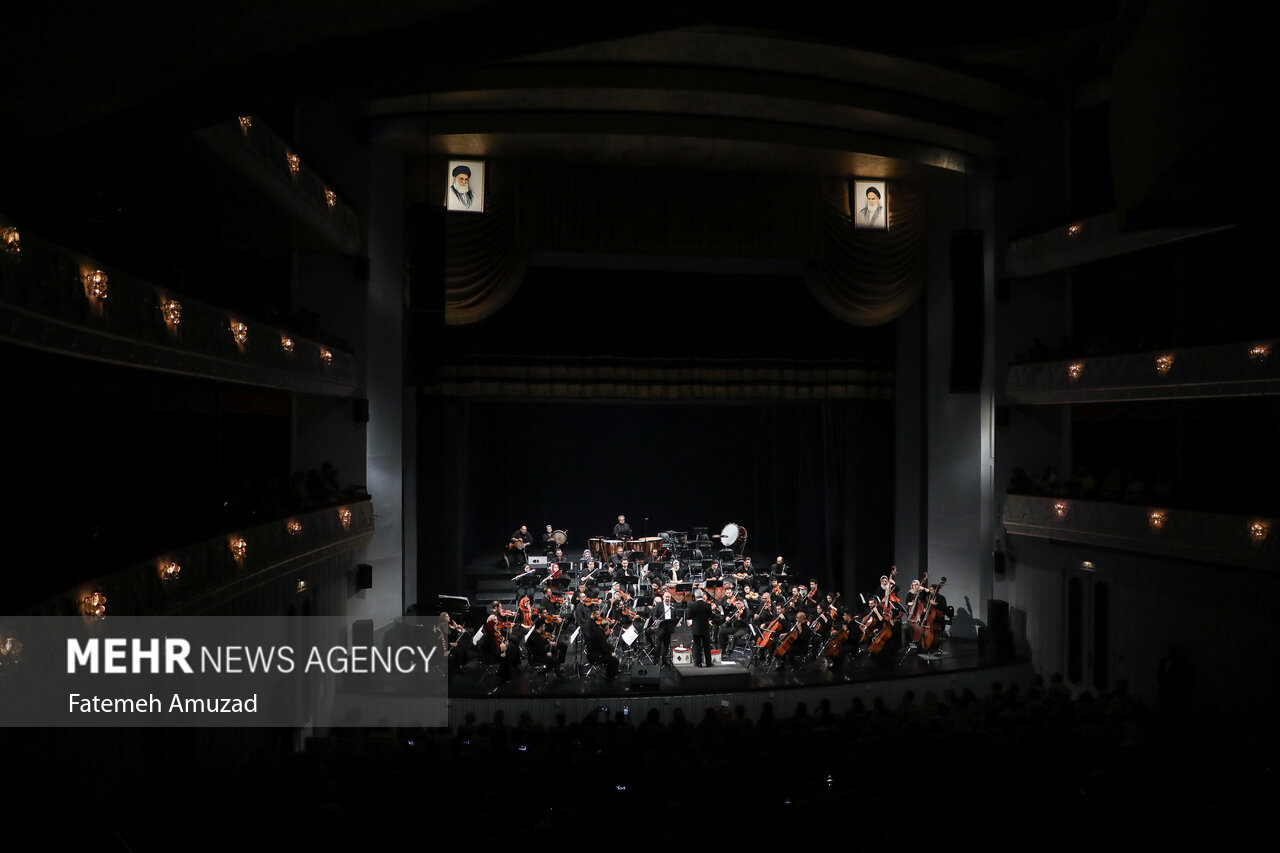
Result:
[445, 159, 485, 213]
[853, 180, 888, 229]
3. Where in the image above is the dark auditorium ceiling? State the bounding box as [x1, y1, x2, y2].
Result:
[2, 2, 1125, 178]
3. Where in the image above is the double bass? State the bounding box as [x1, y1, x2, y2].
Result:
[919, 577, 947, 651]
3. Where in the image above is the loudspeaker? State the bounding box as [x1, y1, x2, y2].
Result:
[629, 662, 661, 689]
[353, 398, 369, 424]
[352, 618, 374, 647]
[988, 599, 1010, 634]
[355, 563, 373, 590]
[949, 230, 984, 393]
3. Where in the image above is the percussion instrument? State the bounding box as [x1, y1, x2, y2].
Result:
[552, 529, 568, 546]
[719, 522, 748, 552]
[630, 536, 662, 555]
[589, 538, 626, 557]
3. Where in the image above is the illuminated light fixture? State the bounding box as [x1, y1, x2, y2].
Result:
[295, 578, 308, 593]
[1066, 223, 1083, 238]
[324, 188, 337, 208]
[1250, 520, 1271, 542]
[81, 591, 107, 621]
[1148, 509, 1167, 531]
[0, 633, 22, 668]
[159, 560, 182, 581]
[230, 320, 248, 346]
[238, 115, 252, 134]
[1155, 353, 1175, 374]
[229, 538, 248, 560]
[1080, 561, 1095, 572]
[338, 507, 352, 530]
[286, 520, 303, 536]
[160, 298, 182, 327]
[82, 268, 109, 301]
[1250, 344, 1271, 364]
[0, 226, 20, 255]
[1053, 502, 1068, 518]
[280, 335, 295, 352]
[286, 151, 300, 176]
[1067, 362, 1084, 381]
[319, 347, 333, 366]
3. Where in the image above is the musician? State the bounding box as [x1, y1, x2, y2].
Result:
[479, 614, 503, 665]
[613, 514, 633, 541]
[807, 578, 822, 605]
[552, 547, 567, 568]
[511, 525, 533, 549]
[741, 556, 756, 579]
[669, 559, 683, 582]
[542, 524, 558, 555]
[777, 610, 811, 672]
[705, 559, 724, 583]
[504, 537, 526, 569]
[514, 562, 539, 603]
[581, 604, 619, 681]
[650, 591, 678, 666]
[573, 582, 596, 625]
[772, 556, 790, 579]
[718, 594, 751, 655]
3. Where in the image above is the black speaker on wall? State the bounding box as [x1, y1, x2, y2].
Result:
[949, 230, 984, 393]
[355, 563, 373, 590]
[352, 618, 374, 647]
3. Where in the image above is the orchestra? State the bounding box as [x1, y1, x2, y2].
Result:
[456, 516, 950, 686]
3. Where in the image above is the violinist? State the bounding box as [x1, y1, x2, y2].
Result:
[717, 593, 751, 655]
[573, 583, 596, 625]
[479, 614, 504, 665]
[581, 604, 619, 681]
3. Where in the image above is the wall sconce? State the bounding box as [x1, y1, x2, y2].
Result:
[295, 578, 308, 593]
[1080, 561, 1095, 572]
[82, 268, 109, 301]
[1053, 502, 1068, 518]
[1250, 520, 1271, 543]
[324, 188, 337, 208]
[1066, 223, 1083, 238]
[338, 507, 352, 530]
[1155, 353, 1175, 374]
[286, 152, 300, 177]
[81, 591, 107, 621]
[159, 560, 182, 581]
[0, 226, 19, 255]
[1148, 509, 1167, 531]
[1250, 344, 1271, 364]
[160, 298, 182, 328]
[230, 320, 248, 346]
[229, 538, 248, 561]
[319, 348, 333, 366]
[1067, 362, 1084, 381]
[280, 336, 295, 352]
[238, 115, 252, 134]
[0, 633, 22, 668]
[286, 520, 303, 536]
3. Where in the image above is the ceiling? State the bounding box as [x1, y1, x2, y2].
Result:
[3, 2, 1125, 179]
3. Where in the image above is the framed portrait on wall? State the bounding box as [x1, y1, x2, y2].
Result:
[446, 159, 485, 212]
[853, 180, 887, 229]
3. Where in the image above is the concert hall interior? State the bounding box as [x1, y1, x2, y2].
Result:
[1, 1, 1277, 840]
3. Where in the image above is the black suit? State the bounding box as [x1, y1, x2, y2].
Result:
[581, 617, 618, 680]
[651, 600, 677, 664]
[687, 598, 713, 666]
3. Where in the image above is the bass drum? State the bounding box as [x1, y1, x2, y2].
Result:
[720, 522, 748, 549]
